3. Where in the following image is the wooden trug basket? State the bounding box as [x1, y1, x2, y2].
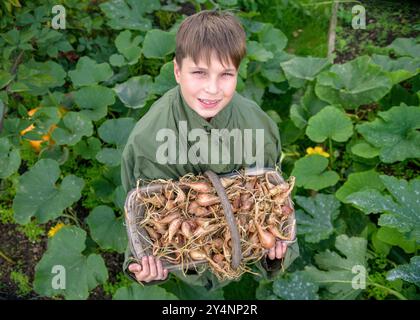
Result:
[124, 167, 296, 272]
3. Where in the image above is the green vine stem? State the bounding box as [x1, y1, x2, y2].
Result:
[367, 280, 408, 300]
[0, 249, 15, 264]
[328, 137, 334, 168]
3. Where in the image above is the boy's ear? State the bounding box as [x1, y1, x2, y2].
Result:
[173, 58, 181, 84]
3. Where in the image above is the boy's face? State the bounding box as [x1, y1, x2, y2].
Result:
[174, 52, 238, 120]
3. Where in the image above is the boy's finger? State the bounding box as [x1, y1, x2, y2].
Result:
[147, 256, 158, 280]
[156, 259, 164, 280]
[275, 241, 283, 259]
[138, 256, 150, 279]
[128, 263, 142, 274]
[268, 247, 276, 260]
[276, 241, 287, 259]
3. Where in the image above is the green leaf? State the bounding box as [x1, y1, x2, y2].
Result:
[109, 54, 125, 67]
[273, 272, 319, 300]
[73, 85, 115, 121]
[97, 118, 135, 147]
[13, 159, 84, 224]
[356, 106, 420, 163]
[114, 75, 154, 109]
[113, 283, 178, 300]
[260, 52, 290, 83]
[100, 0, 160, 31]
[371, 54, 420, 84]
[68, 56, 113, 87]
[161, 277, 224, 300]
[73, 137, 102, 160]
[222, 273, 258, 299]
[290, 84, 328, 129]
[306, 106, 353, 143]
[255, 279, 277, 300]
[291, 155, 339, 191]
[34, 226, 108, 300]
[114, 30, 142, 64]
[335, 170, 385, 203]
[39, 145, 70, 165]
[387, 256, 420, 287]
[142, 29, 175, 59]
[347, 175, 420, 243]
[388, 38, 420, 58]
[0, 137, 21, 179]
[350, 142, 380, 159]
[0, 70, 13, 89]
[295, 194, 341, 243]
[377, 227, 417, 254]
[51, 112, 93, 146]
[14, 60, 66, 95]
[86, 205, 127, 253]
[247, 41, 273, 62]
[304, 235, 367, 299]
[281, 56, 329, 88]
[258, 24, 287, 53]
[152, 62, 177, 95]
[315, 56, 392, 109]
[96, 148, 122, 167]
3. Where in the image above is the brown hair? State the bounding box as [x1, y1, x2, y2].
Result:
[175, 10, 246, 70]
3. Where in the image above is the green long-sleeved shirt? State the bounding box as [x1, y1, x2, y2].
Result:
[121, 85, 299, 290]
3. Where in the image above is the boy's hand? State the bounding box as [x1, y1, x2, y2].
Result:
[267, 240, 287, 260]
[128, 256, 169, 283]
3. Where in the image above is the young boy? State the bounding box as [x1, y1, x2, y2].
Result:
[121, 10, 299, 290]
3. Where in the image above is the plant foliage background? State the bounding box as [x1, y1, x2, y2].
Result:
[0, 0, 419, 300]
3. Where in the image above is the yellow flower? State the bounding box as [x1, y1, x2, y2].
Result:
[48, 222, 65, 238]
[306, 146, 330, 158]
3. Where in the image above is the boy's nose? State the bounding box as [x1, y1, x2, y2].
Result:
[205, 80, 219, 95]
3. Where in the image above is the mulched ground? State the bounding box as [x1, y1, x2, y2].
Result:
[334, 0, 420, 63]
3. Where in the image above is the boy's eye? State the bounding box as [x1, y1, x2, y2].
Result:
[222, 73, 234, 77]
[192, 71, 205, 75]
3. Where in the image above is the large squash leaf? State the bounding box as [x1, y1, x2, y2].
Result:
[295, 194, 341, 243]
[0, 137, 21, 179]
[304, 235, 367, 299]
[356, 106, 420, 163]
[371, 54, 420, 85]
[387, 256, 420, 287]
[306, 106, 353, 143]
[113, 283, 178, 300]
[13, 159, 84, 224]
[68, 56, 113, 87]
[34, 226, 108, 300]
[388, 38, 420, 59]
[315, 56, 392, 109]
[51, 112, 93, 146]
[96, 118, 135, 167]
[100, 0, 160, 31]
[86, 205, 127, 253]
[112, 30, 142, 65]
[347, 175, 420, 244]
[291, 155, 339, 190]
[13, 60, 66, 95]
[73, 85, 116, 121]
[142, 29, 175, 59]
[114, 75, 154, 109]
[152, 61, 177, 95]
[273, 272, 319, 300]
[335, 170, 385, 203]
[281, 56, 329, 88]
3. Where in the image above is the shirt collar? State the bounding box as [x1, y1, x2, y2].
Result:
[175, 85, 234, 131]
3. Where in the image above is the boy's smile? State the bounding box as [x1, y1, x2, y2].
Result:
[174, 51, 238, 121]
